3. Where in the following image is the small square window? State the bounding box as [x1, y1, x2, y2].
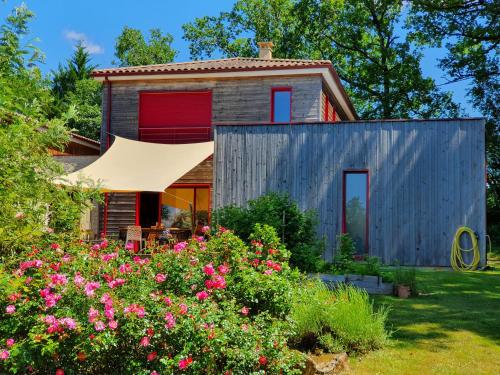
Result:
[271, 88, 291, 123]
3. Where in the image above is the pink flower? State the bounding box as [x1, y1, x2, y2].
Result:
[217, 264, 230, 275]
[101, 252, 118, 262]
[211, 275, 226, 289]
[55, 369, 64, 375]
[196, 290, 209, 301]
[241, 323, 248, 332]
[105, 307, 115, 320]
[108, 278, 126, 289]
[259, 355, 268, 366]
[60, 317, 76, 330]
[44, 315, 58, 325]
[179, 303, 188, 315]
[91, 244, 100, 251]
[139, 336, 150, 347]
[151, 372, 159, 375]
[14, 212, 25, 219]
[124, 304, 145, 318]
[173, 241, 188, 253]
[155, 273, 167, 283]
[50, 243, 60, 250]
[164, 297, 173, 306]
[119, 263, 132, 273]
[6, 338, 14, 347]
[164, 312, 176, 329]
[125, 242, 134, 251]
[44, 294, 62, 308]
[88, 307, 99, 323]
[61, 253, 72, 263]
[100, 239, 108, 248]
[147, 351, 157, 361]
[73, 273, 85, 287]
[6, 305, 15, 314]
[0, 350, 9, 360]
[100, 293, 113, 306]
[50, 273, 68, 286]
[178, 357, 193, 369]
[108, 320, 118, 330]
[84, 281, 101, 297]
[201, 225, 210, 234]
[241, 306, 250, 316]
[94, 321, 106, 331]
[264, 269, 273, 275]
[203, 263, 215, 276]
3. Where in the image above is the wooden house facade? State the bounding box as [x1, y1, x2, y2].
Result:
[92, 45, 357, 238]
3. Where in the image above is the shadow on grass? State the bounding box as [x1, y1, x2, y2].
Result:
[373, 268, 500, 347]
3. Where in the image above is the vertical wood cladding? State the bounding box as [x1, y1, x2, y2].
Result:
[214, 120, 486, 267]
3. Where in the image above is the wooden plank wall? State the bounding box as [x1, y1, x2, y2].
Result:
[99, 193, 136, 238]
[213, 120, 486, 266]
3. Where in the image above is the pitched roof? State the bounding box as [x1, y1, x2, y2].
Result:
[92, 57, 333, 77]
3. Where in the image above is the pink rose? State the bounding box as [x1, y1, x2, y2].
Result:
[94, 321, 106, 331]
[164, 312, 176, 329]
[217, 264, 230, 275]
[196, 290, 209, 301]
[6, 338, 14, 347]
[139, 336, 150, 347]
[125, 242, 134, 251]
[241, 306, 250, 316]
[173, 241, 187, 253]
[179, 303, 188, 315]
[60, 317, 76, 330]
[201, 225, 210, 234]
[164, 297, 173, 306]
[108, 320, 118, 330]
[104, 307, 115, 320]
[5, 305, 15, 314]
[203, 263, 215, 276]
[88, 307, 99, 323]
[73, 273, 85, 287]
[119, 263, 132, 273]
[84, 281, 101, 297]
[147, 351, 157, 361]
[155, 273, 167, 283]
[0, 350, 10, 360]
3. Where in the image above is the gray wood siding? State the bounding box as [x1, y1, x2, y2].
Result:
[214, 120, 486, 267]
[99, 75, 323, 149]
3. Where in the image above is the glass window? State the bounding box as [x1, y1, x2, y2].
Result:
[160, 187, 210, 231]
[343, 172, 368, 254]
[272, 89, 291, 122]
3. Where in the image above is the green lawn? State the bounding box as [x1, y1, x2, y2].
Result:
[349, 266, 500, 375]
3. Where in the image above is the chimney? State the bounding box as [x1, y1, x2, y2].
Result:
[258, 42, 274, 59]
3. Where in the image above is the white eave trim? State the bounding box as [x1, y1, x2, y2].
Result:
[94, 68, 356, 121]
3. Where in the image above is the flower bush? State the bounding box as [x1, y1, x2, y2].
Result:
[0, 225, 304, 374]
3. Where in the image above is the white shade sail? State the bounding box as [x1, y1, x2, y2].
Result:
[57, 136, 214, 192]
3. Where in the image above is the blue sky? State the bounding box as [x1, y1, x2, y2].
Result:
[0, 0, 479, 116]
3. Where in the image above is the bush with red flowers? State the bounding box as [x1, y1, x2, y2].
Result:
[0, 224, 304, 374]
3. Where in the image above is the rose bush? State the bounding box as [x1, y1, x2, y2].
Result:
[0, 225, 304, 374]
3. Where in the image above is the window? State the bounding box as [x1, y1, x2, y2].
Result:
[342, 171, 369, 254]
[271, 88, 292, 123]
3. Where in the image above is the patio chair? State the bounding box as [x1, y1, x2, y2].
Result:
[125, 225, 144, 251]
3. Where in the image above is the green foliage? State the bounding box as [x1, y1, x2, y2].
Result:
[393, 267, 417, 295]
[291, 280, 389, 353]
[183, 0, 460, 119]
[213, 193, 324, 272]
[0, 227, 305, 374]
[332, 233, 356, 274]
[114, 26, 177, 67]
[50, 43, 101, 140]
[0, 112, 99, 255]
[351, 256, 383, 277]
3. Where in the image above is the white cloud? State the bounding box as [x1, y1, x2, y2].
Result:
[64, 30, 104, 54]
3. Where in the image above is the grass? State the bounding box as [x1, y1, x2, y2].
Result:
[348, 266, 500, 375]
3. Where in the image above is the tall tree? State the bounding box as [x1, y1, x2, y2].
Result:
[50, 42, 101, 140]
[52, 41, 97, 99]
[183, 0, 460, 119]
[114, 27, 177, 66]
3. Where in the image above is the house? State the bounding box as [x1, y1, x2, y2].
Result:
[72, 42, 485, 266]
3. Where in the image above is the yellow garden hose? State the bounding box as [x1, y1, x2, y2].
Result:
[450, 226, 481, 271]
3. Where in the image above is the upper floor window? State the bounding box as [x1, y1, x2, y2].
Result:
[271, 87, 292, 123]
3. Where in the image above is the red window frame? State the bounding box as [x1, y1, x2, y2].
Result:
[342, 170, 370, 253]
[271, 87, 292, 123]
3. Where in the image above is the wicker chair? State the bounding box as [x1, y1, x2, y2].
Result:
[125, 225, 144, 251]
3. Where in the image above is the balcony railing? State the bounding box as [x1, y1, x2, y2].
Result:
[139, 126, 213, 144]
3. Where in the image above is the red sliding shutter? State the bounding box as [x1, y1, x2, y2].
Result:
[139, 91, 212, 144]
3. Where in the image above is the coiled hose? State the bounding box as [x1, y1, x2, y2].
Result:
[450, 226, 481, 271]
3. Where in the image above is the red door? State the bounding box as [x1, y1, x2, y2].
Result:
[139, 91, 212, 144]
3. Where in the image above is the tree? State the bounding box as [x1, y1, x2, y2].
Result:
[51, 41, 97, 99]
[0, 4, 98, 254]
[183, 0, 460, 119]
[114, 26, 177, 66]
[50, 43, 101, 140]
[409, 0, 500, 239]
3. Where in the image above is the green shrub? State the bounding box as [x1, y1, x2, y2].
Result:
[0, 225, 305, 374]
[331, 233, 356, 273]
[394, 267, 418, 295]
[290, 280, 389, 354]
[213, 193, 325, 272]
